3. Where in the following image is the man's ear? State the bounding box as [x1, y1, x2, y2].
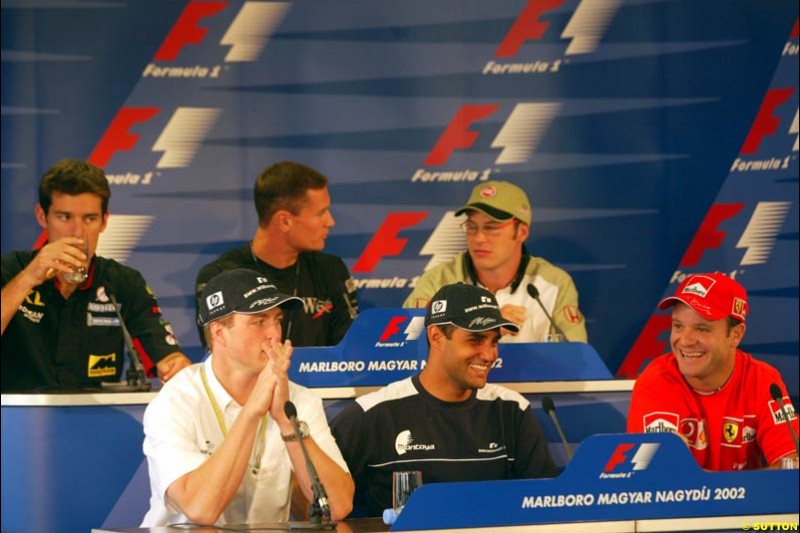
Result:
[209, 321, 227, 348]
[516, 222, 530, 242]
[730, 323, 746, 348]
[274, 210, 292, 232]
[35, 204, 47, 229]
[427, 325, 445, 349]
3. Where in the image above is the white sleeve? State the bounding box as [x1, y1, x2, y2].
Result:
[290, 383, 350, 473]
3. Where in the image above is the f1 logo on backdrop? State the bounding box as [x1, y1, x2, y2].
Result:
[601, 443, 659, 477]
[89, 107, 222, 169]
[423, 103, 562, 166]
[154, 1, 290, 62]
[620, 200, 792, 377]
[676, 201, 792, 270]
[354, 211, 466, 274]
[739, 88, 797, 155]
[496, 0, 620, 58]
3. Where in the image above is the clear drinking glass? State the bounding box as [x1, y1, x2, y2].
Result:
[63, 244, 89, 284]
[392, 470, 423, 511]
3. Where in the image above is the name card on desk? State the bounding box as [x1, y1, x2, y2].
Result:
[288, 308, 612, 387]
[391, 432, 799, 530]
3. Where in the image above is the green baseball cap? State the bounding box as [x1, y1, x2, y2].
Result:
[455, 181, 531, 225]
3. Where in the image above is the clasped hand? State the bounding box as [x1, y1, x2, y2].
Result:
[246, 339, 294, 426]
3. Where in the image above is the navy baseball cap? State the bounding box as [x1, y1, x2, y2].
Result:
[425, 283, 519, 333]
[198, 268, 301, 326]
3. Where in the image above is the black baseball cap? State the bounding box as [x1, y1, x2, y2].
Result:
[425, 283, 519, 333]
[197, 268, 301, 326]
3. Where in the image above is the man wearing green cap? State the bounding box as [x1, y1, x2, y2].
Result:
[404, 181, 587, 343]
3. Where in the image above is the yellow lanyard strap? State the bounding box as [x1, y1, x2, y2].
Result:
[201, 365, 267, 473]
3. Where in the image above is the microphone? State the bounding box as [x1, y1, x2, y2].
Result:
[542, 396, 574, 461]
[100, 292, 152, 392]
[284, 401, 332, 527]
[769, 383, 799, 458]
[527, 283, 568, 341]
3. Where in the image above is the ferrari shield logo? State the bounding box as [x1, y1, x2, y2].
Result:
[723, 421, 739, 443]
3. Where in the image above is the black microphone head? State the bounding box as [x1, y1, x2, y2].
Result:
[541, 396, 555, 413]
[527, 283, 540, 299]
[769, 383, 784, 403]
[284, 401, 298, 419]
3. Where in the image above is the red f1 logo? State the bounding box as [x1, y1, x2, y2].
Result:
[89, 107, 221, 169]
[679, 203, 745, 267]
[424, 105, 500, 166]
[89, 108, 160, 168]
[603, 443, 659, 472]
[424, 103, 560, 166]
[379, 316, 408, 342]
[496, 0, 620, 57]
[155, 1, 289, 62]
[353, 212, 428, 273]
[496, 0, 564, 57]
[740, 88, 795, 154]
[155, 2, 227, 61]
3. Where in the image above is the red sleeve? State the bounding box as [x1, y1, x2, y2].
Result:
[627, 357, 685, 435]
[756, 373, 799, 466]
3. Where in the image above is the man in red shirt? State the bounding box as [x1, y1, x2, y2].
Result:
[628, 272, 798, 470]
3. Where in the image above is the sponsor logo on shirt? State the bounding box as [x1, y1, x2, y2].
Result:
[643, 412, 679, 434]
[200, 440, 216, 457]
[86, 314, 121, 327]
[20, 304, 44, 324]
[88, 353, 117, 378]
[769, 398, 798, 424]
[96, 286, 110, 303]
[394, 430, 435, 456]
[679, 418, 707, 450]
[742, 424, 756, 444]
[88, 302, 118, 313]
[25, 290, 45, 307]
[723, 421, 739, 443]
[563, 305, 583, 324]
[478, 442, 507, 454]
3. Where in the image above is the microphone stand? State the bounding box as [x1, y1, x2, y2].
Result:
[527, 284, 569, 341]
[101, 294, 152, 392]
[770, 384, 800, 458]
[284, 402, 334, 530]
[542, 396, 574, 460]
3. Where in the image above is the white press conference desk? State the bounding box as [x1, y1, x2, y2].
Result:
[88, 434, 799, 532]
[2, 379, 633, 533]
[3, 313, 627, 533]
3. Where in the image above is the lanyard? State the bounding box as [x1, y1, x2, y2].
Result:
[201, 365, 267, 474]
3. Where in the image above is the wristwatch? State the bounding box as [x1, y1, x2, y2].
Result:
[281, 421, 310, 442]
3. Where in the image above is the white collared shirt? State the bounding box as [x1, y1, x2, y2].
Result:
[141, 357, 348, 526]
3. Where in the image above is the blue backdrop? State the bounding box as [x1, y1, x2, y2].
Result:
[2, 0, 797, 392]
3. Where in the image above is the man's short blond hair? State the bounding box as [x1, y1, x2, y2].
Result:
[202, 314, 235, 349]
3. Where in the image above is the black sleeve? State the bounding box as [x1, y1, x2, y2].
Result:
[326, 257, 358, 346]
[513, 406, 558, 479]
[119, 268, 181, 371]
[329, 401, 369, 479]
